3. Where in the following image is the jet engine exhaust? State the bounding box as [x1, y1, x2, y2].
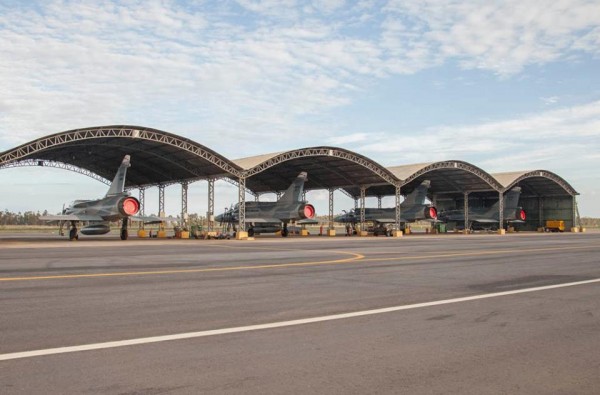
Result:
[425, 206, 438, 220]
[299, 204, 316, 219]
[119, 197, 140, 216]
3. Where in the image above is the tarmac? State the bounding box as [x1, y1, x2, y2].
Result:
[1, 232, 599, 394]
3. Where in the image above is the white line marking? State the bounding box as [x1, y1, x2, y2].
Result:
[2, 278, 599, 361]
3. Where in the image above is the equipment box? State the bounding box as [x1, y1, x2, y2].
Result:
[545, 220, 565, 232]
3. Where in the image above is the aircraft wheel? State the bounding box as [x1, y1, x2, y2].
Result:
[69, 228, 78, 241]
[248, 228, 255, 237]
[281, 228, 289, 237]
[120, 229, 128, 240]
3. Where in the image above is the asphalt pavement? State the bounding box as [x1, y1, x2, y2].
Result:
[1, 232, 599, 394]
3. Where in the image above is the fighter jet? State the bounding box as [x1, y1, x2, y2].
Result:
[334, 180, 438, 232]
[215, 172, 315, 237]
[437, 187, 526, 230]
[40, 155, 142, 240]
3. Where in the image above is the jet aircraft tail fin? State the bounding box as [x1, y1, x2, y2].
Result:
[402, 180, 431, 206]
[503, 187, 522, 209]
[105, 155, 131, 196]
[277, 172, 308, 205]
[484, 187, 522, 217]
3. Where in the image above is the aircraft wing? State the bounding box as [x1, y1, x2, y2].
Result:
[297, 218, 319, 225]
[371, 218, 397, 223]
[131, 215, 179, 224]
[246, 217, 281, 223]
[39, 214, 104, 222]
[472, 219, 498, 223]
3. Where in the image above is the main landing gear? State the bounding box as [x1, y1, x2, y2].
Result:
[120, 218, 129, 240]
[281, 223, 289, 237]
[69, 221, 79, 241]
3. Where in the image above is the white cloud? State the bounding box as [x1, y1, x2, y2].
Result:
[348, 100, 600, 172]
[383, 0, 600, 75]
[541, 96, 559, 105]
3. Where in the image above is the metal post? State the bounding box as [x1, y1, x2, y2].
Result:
[138, 187, 146, 216]
[395, 185, 402, 232]
[571, 195, 581, 228]
[360, 186, 366, 232]
[328, 188, 334, 230]
[463, 192, 469, 231]
[238, 177, 246, 232]
[255, 193, 259, 202]
[158, 184, 165, 217]
[354, 198, 358, 210]
[377, 196, 382, 209]
[538, 196, 543, 229]
[208, 178, 214, 232]
[138, 187, 145, 230]
[181, 182, 188, 227]
[498, 191, 504, 230]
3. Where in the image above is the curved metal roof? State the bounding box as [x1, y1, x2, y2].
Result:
[493, 170, 578, 196]
[234, 147, 400, 194]
[0, 125, 242, 187]
[0, 126, 578, 199]
[380, 160, 503, 199]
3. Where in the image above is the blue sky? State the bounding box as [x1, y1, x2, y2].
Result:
[0, 0, 599, 217]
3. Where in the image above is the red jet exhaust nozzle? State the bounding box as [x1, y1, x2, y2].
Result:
[300, 204, 315, 219]
[121, 197, 140, 216]
[519, 209, 526, 221]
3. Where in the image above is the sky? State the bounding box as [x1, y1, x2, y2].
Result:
[0, 0, 599, 218]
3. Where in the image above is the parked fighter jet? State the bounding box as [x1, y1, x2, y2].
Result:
[215, 172, 315, 237]
[437, 187, 526, 230]
[334, 180, 438, 230]
[40, 155, 142, 240]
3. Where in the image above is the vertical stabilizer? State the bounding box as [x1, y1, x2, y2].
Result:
[503, 187, 521, 209]
[485, 187, 522, 216]
[277, 172, 307, 205]
[105, 155, 131, 196]
[402, 180, 430, 206]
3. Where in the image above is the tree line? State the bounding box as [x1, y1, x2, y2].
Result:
[0, 210, 49, 225]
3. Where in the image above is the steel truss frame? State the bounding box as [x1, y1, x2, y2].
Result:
[0, 159, 111, 185]
[402, 161, 503, 192]
[181, 182, 189, 225]
[0, 126, 242, 180]
[243, 147, 398, 186]
[503, 170, 578, 196]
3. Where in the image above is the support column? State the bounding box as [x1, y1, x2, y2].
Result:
[572, 195, 579, 232]
[137, 187, 146, 235]
[498, 191, 505, 234]
[360, 186, 366, 233]
[158, 185, 165, 217]
[181, 182, 188, 227]
[463, 192, 470, 233]
[354, 198, 358, 210]
[328, 188, 335, 236]
[377, 196, 382, 209]
[303, 190, 307, 202]
[138, 187, 146, 217]
[207, 178, 214, 232]
[157, 184, 167, 238]
[255, 193, 259, 202]
[538, 196, 544, 230]
[393, 184, 402, 237]
[237, 177, 247, 238]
